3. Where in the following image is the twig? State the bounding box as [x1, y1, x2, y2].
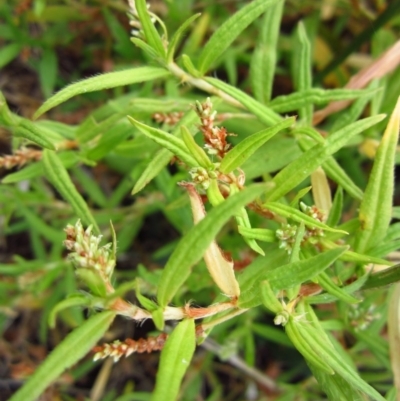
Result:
[200, 337, 279, 393]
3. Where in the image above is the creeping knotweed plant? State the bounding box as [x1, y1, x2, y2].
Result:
[2, 1, 400, 401]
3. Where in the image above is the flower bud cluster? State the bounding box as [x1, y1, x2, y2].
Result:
[188, 167, 218, 190]
[195, 97, 232, 158]
[348, 303, 380, 331]
[93, 333, 168, 362]
[0, 148, 42, 169]
[127, 0, 156, 38]
[276, 224, 298, 253]
[153, 111, 184, 125]
[64, 220, 115, 281]
[276, 203, 326, 253]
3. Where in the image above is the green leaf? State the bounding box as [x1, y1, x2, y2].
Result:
[315, 272, 360, 304]
[135, 0, 166, 58]
[298, 137, 363, 201]
[39, 49, 58, 98]
[252, 323, 293, 347]
[34, 67, 170, 118]
[132, 103, 219, 194]
[135, 280, 158, 311]
[197, 0, 281, 74]
[167, 13, 201, 62]
[309, 273, 369, 304]
[205, 77, 282, 126]
[49, 294, 91, 328]
[269, 88, 378, 114]
[0, 43, 22, 68]
[181, 126, 213, 168]
[259, 280, 284, 314]
[8, 311, 115, 401]
[239, 247, 347, 308]
[327, 187, 345, 228]
[181, 54, 201, 76]
[266, 114, 385, 201]
[250, 0, 283, 103]
[264, 202, 347, 234]
[294, 126, 325, 144]
[266, 247, 346, 290]
[17, 202, 64, 243]
[75, 269, 107, 297]
[285, 319, 335, 375]
[292, 22, 312, 124]
[152, 308, 165, 331]
[157, 184, 266, 306]
[355, 97, 400, 253]
[151, 319, 196, 401]
[362, 264, 400, 289]
[235, 208, 265, 256]
[130, 37, 160, 59]
[310, 356, 367, 400]
[0, 91, 17, 126]
[127, 116, 198, 168]
[220, 117, 295, 174]
[238, 226, 276, 242]
[42, 150, 99, 232]
[14, 119, 56, 150]
[132, 148, 172, 194]
[320, 160, 363, 201]
[295, 320, 386, 401]
[71, 166, 108, 208]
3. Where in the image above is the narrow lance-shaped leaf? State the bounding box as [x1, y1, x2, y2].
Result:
[355, 97, 400, 253]
[181, 54, 202, 76]
[197, 0, 281, 74]
[134, 0, 166, 58]
[238, 247, 347, 308]
[8, 312, 116, 401]
[127, 116, 198, 168]
[315, 272, 360, 304]
[167, 13, 201, 62]
[269, 87, 379, 114]
[266, 114, 386, 201]
[130, 37, 159, 59]
[362, 263, 400, 289]
[292, 22, 312, 124]
[132, 100, 221, 195]
[264, 202, 347, 234]
[34, 67, 170, 118]
[48, 295, 92, 328]
[310, 363, 369, 401]
[157, 184, 266, 307]
[230, 183, 264, 256]
[220, 117, 295, 174]
[181, 126, 213, 169]
[284, 319, 335, 375]
[205, 77, 282, 125]
[250, 0, 283, 104]
[295, 320, 386, 401]
[298, 137, 363, 201]
[326, 187, 343, 227]
[14, 119, 56, 150]
[42, 150, 99, 233]
[151, 319, 196, 401]
[238, 226, 276, 242]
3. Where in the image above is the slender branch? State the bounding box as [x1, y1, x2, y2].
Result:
[167, 62, 243, 109]
[200, 337, 280, 392]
